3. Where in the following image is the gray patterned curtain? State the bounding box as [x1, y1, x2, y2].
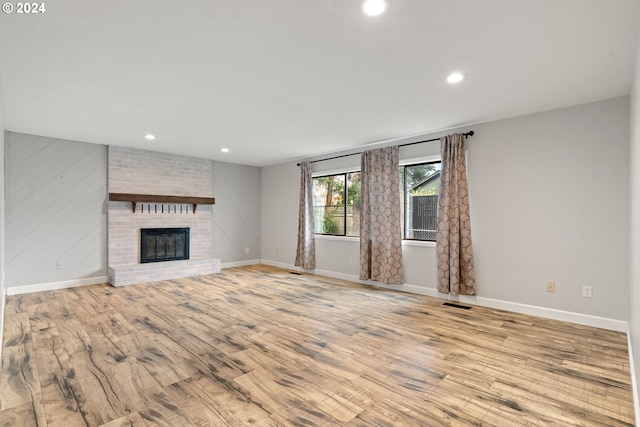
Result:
[436, 133, 476, 295]
[359, 146, 403, 284]
[295, 162, 316, 269]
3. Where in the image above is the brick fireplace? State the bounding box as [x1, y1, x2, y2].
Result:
[107, 146, 220, 286]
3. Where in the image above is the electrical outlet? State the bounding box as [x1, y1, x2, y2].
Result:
[245, 246, 250, 254]
[275, 247, 279, 255]
[546, 281, 555, 292]
[57, 260, 64, 270]
[348, 257, 353, 265]
[583, 286, 593, 298]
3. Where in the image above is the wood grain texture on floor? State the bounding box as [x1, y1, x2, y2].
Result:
[0, 265, 634, 426]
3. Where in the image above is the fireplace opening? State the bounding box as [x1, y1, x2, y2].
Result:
[140, 227, 190, 263]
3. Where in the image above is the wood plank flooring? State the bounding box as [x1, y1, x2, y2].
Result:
[0, 264, 634, 426]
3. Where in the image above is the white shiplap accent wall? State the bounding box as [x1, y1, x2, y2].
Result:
[5, 132, 108, 290]
[212, 161, 261, 264]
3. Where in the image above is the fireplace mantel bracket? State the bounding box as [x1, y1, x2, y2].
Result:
[109, 193, 215, 213]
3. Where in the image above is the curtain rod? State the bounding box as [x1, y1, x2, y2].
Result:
[297, 130, 474, 166]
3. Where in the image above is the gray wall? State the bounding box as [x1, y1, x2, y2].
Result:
[5, 132, 108, 289]
[469, 97, 629, 319]
[630, 26, 640, 415]
[212, 161, 261, 264]
[261, 96, 630, 321]
[261, 160, 299, 265]
[0, 89, 5, 350]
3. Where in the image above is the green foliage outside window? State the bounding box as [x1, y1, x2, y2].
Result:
[313, 172, 360, 236]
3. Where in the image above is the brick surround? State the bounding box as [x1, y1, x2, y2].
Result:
[107, 146, 220, 286]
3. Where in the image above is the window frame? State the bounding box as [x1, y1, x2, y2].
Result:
[312, 171, 360, 237]
[401, 158, 442, 242]
[311, 155, 442, 242]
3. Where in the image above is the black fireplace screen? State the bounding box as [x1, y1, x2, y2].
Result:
[140, 227, 190, 263]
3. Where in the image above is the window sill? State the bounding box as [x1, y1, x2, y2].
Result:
[402, 239, 436, 248]
[314, 235, 436, 248]
[314, 235, 359, 242]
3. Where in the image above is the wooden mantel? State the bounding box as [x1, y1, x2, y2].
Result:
[109, 193, 215, 213]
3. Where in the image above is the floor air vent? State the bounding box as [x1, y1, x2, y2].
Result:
[443, 302, 471, 310]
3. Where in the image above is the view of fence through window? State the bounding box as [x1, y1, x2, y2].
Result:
[312, 161, 441, 241]
[313, 172, 361, 236]
[402, 161, 441, 241]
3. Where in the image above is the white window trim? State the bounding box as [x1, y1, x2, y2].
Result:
[400, 157, 442, 243]
[313, 155, 442, 176]
[402, 239, 436, 248]
[400, 154, 441, 167]
[312, 168, 359, 178]
[315, 234, 359, 242]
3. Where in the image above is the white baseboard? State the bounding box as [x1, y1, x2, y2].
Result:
[6, 276, 109, 295]
[4, 261, 628, 333]
[0, 287, 4, 364]
[627, 324, 640, 424]
[463, 294, 627, 332]
[260, 259, 302, 271]
[4, 260, 262, 294]
[4, 260, 263, 294]
[259, 259, 627, 332]
[221, 259, 261, 269]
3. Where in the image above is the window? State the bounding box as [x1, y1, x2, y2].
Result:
[313, 172, 361, 236]
[402, 161, 441, 241]
[312, 161, 441, 241]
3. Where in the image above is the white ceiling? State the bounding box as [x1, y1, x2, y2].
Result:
[0, 0, 638, 167]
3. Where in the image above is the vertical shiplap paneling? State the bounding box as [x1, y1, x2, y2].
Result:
[5, 132, 108, 289]
[212, 161, 261, 263]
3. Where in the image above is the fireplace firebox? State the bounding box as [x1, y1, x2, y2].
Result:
[140, 227, 190, 263]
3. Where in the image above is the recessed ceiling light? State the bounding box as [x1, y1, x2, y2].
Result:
[144, 134, 156, 141]
[447, 72, 466, 84]
[362, 0, 387, 16]
[220, 148, 230, 153]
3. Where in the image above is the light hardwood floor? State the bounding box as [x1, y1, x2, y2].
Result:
[0, 265, 634, 426]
